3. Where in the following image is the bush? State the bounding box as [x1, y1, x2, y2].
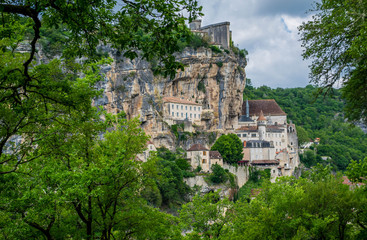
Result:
[195, 165, 202, 173]
[197, 80, 206, 93]
[209, 164, 228, 184]
[216, 61, 223, 67]
[210, 45, 222, 54]
[177, 34, 209, 51]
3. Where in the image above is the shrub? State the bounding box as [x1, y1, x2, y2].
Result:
[210, 45, 222, 54]
[197, 80, 206, 93]
[209, 164, 228, 184]
[216, 61, 223, 67]
[195, 165, 202, 173]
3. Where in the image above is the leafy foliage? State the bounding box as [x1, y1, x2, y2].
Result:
[0, 0, 202, 173]
[211, 134, 243, 164]
[224, 167, 367, 239]
[197, 80, 206, 93]
[346, 157, 367, 184]
[1, 116, 183, 239]
[177, 33, 209, 51]
[208, 164, 229, 184]
[238, 167, 270, 200]
[299, 0, 367, 123]
[179, 191, 231, 239]
[209, 45, 222, 54]
[154, 147, 192, 208]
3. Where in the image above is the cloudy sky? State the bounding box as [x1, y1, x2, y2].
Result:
[197, 0, 316, 88]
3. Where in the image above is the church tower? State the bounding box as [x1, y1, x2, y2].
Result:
[257, 110, 267, 140]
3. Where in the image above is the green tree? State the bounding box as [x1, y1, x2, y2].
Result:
[208, 164, 229, 184]
[300, 150, 317, 168]
[346, 157, 367, 184]
[0, 0, 202, 173]
[296, 125, 309, 146]
[299, 0, 367, 123]
[1, 116, 182, 239]
[154, 147, 192, 208]
[179, 191, 231, 239]
[224, 170, 365, 239]
[211, 134, 243, 164]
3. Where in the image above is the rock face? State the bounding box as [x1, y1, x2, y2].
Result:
[95, 47, 247, 148]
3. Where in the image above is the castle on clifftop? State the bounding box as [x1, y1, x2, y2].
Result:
[189, 19, 232, 49]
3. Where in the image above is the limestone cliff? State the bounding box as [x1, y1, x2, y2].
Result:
[96, 47, 247, 148]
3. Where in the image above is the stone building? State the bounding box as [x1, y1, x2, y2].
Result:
[163, 97, 202, 126]
[189, 19, 231, 49]
[187, 144, 223, 172]
[234, 99, 299, 179]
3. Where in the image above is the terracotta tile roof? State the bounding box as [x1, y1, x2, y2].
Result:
[242, 99, 286, 116]
[251, 160, 279, 165]
[236, 126, 258, 131]
[187, 143, 209, 151]
[257, 110, 266, 121]
[209, 151, 222, 159]
[163, 96, 201, 106]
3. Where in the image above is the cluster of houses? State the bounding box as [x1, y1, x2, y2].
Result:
[140, 96, 300, 179]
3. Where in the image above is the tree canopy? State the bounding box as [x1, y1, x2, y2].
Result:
[211, 134, 243, 164]
[299, 0, 367, 123]
[0, 0, 202, 174]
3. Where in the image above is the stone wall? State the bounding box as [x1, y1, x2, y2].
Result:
[222, 163, 248, 187]
[200, 22, 231, 49]
[184, 175, 234, 199]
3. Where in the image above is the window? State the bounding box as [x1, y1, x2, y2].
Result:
[251, 133, 256, 137]
[172, 104, 174, 108]
[199, 107, 201, 111]
[202, 159, 206, 164]
[172, 112, 174, 116]
[203, 151, 206, 156]
[181, 105, 183, 110]
[177, 105, 179, 109]
[194, 114, 196, 118]
[190, 106, 192, 111]
[199, 114, 200, 118]
[194, 107, 196, 111]
[237, 134, 241, 137]
[190, 113, 192, 118]
[242, 134, 247, 137]
[186, 113, 188, 118]
[176, 112, 178, 117]
[185, 106, 187, 110]
[181, 113, 183, 117]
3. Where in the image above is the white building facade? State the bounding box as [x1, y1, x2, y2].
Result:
[235, 99, 300, 179]
[163, 97, 202, 124]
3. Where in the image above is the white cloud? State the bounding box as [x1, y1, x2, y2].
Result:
[197, 0, 315, 88]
